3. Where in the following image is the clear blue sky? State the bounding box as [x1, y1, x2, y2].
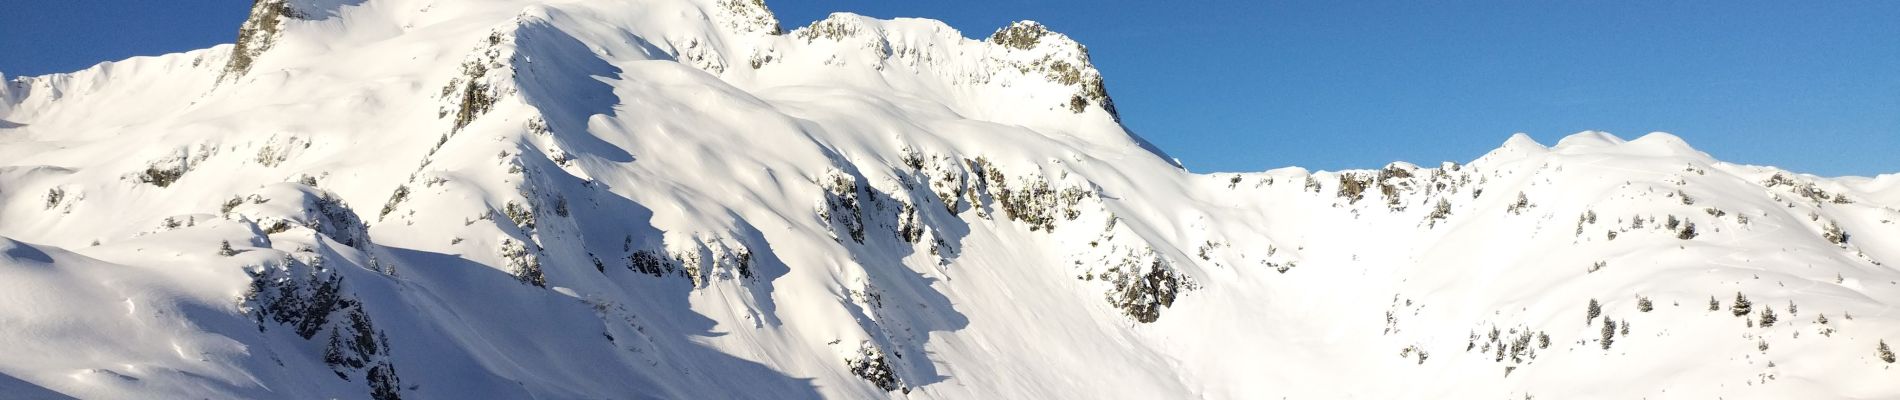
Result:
[4, 1, 1896, 176]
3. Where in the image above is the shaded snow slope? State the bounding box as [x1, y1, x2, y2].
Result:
[2, 1, 1898, 399]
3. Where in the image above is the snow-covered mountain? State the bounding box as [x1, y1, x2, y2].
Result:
[3, 0, 1898, 398]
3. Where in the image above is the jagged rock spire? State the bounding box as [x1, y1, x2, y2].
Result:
[223, 0, 303, 81]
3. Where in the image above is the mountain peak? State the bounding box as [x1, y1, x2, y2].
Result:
[1476, 131, 1717, 167]
[1471, 132, 1548, 166]
[985, 20, 1119, 121]
[1503, 132, 1547, 149]
[988, 20, 1059, 50]
[712, 0, 784, 35]
[1543, 131, 1712, 160]
[1551, 130, 1625, 150]
[221, 0, 296, 81]
[1624, 131, 1709, 159]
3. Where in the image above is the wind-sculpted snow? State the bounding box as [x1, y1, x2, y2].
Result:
[1, 0, 1898, 399]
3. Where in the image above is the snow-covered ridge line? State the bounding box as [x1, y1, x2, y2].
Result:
[765, 12, 1122, 125]
[1, 46, 229, 130]
[0, 0, 1897, 399]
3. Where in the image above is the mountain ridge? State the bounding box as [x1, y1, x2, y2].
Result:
[1, 1, 1898, 399]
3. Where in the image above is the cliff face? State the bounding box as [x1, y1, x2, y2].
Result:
[0, 1, 1897, 399]
[224, 0, 298, 81]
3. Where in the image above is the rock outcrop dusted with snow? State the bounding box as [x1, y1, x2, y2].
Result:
[0, 1, 1898, 399]
[987, 21, 1120, 119]
[224, 0, 311, 81]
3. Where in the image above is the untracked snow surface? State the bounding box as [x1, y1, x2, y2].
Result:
[2, 1, 1898, 399]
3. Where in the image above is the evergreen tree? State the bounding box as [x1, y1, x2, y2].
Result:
[368, 363, 403, 400]
[323, 328, 350, 379]
[1730, 292, 1752, 317]
[1600, 318, 1616, 350]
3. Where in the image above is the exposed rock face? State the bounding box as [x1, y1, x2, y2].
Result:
[223, 0, 304, 81]
[988, 21, 1120, 120]
[844, 341, 903, 392]
[243, 249, 403, 400]
[714, 0, 783, 35]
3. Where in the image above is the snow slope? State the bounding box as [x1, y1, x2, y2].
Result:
[2, 0, 1898, 398]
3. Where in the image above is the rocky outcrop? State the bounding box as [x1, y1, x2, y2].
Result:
[241, 249, 402, 400]
[713, 0, 783, 35]
[223, 0, 304, 81]
[225, 183, 374, 250]
[988, 21, 1120, 120]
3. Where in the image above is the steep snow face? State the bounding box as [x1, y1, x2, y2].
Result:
[3, 1, 1899, 399]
